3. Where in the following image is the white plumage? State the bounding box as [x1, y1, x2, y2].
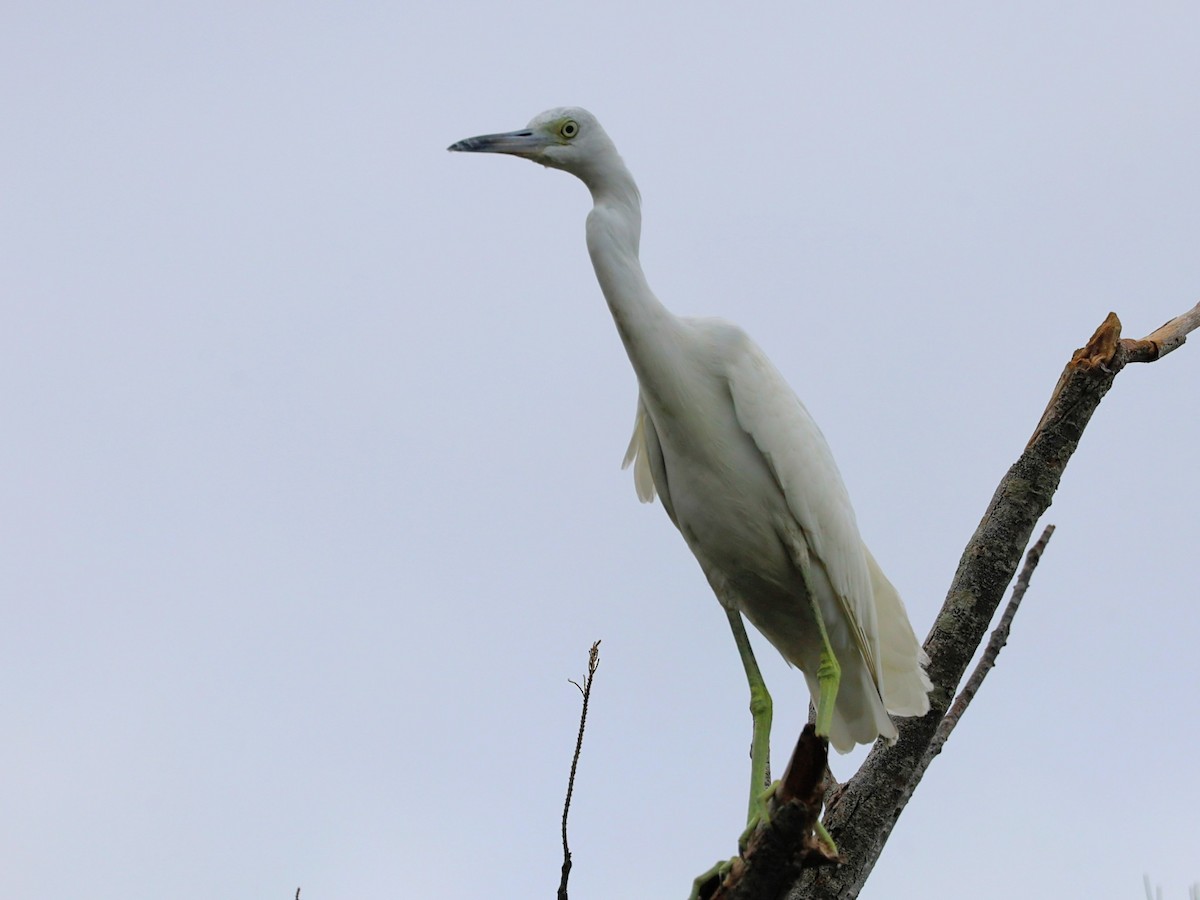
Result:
[450, 107, 930, 756]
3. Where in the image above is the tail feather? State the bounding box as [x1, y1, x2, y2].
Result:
[864, 545, 932, 717]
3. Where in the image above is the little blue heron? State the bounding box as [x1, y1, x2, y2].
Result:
[449, 107, 931, 829]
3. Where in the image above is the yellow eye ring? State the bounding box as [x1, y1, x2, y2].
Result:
[560, 120, 579, 139]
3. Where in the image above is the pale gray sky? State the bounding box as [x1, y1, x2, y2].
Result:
[2, 3, 1198, 899]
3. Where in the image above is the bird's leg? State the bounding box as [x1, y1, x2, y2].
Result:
[808, 599, 841, 742]
[724, 608, 772, 826]
[686, 612, 774, 900]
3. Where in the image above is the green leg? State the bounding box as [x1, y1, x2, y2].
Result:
[688, 611, 774, 899]
[807, 599, 842, 857]
[690, 609, 839, 897]
[808, 600, 841, 741]
[689, 859, 731, 900]
[724, 608, 772, 826]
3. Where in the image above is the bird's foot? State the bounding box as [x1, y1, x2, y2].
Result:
[739, 780, 837, 855]
[689, 779, 839, 898]
[686, 784, 775, 899]
[814, 818, 838, 856]
[738, 779, 779, 851]
[688, 858, 733, 900]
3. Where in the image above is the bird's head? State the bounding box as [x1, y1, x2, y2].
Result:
[448, 107, 619, 183]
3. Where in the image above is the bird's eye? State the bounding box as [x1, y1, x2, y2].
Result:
[560, 120, 579, 139]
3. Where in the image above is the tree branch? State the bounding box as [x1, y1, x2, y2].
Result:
[1121, 301, 1200, 363]
[924, 523, 1054, 762]
[558, 640, 601, 900]
[778, 301, 1200, 900]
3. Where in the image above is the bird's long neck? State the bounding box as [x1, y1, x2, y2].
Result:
[583, 161, 681, 383]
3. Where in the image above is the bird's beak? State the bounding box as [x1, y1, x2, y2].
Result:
[447, 129, 549, 158]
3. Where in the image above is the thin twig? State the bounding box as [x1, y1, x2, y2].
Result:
[558, 640, 601, 900]
[925, 524, 1055, 760]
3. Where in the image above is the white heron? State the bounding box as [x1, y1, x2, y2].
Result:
[449, 107, 931, 830]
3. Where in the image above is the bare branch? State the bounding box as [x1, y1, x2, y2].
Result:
[558, 640, 601, 900]
[1122, 299, 1200, 362]
[925, 523, 1055, 761]
[782, 301, 1197, 900]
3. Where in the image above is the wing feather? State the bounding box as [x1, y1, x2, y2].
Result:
[622, 396, 658, 504]
[725, 338, 884, 691]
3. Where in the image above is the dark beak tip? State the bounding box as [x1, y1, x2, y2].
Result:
[449, 137, 487, 153]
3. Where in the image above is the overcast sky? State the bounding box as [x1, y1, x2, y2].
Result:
[3, 3, 1198, 899]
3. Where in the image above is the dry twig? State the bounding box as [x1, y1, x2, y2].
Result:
[925, 523, 1055, 762]
[558, 640, 601, 900]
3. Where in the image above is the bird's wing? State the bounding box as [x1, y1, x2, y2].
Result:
[726, 337, 884, 688]
[622, 396, 658, 503]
